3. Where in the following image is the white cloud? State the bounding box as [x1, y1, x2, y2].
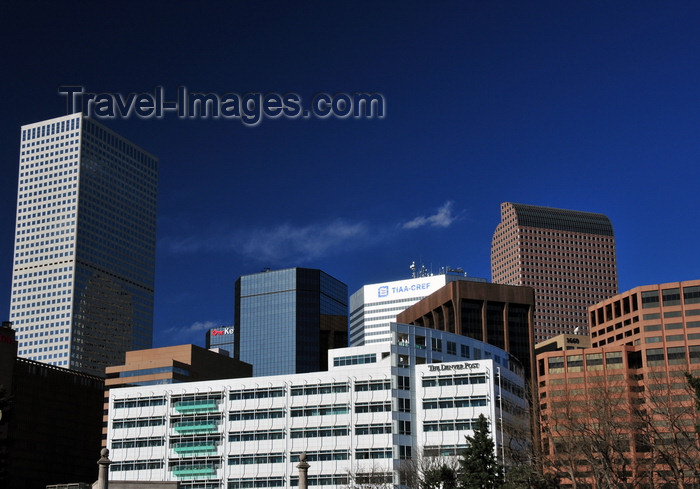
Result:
[402, 201, 457, 229]
[160, 219, 375, 263]
[163, 320, 223, 339]
[161, 203, 459, 263]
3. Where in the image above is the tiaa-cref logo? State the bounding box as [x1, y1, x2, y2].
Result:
[378, 286, 389, 298]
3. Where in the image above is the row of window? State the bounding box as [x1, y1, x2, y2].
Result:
[111, 437, 164, 449]
[421, 373, 487, 387]
[114, 398, 166, 409]
[110, 460, 163, 472]
[423, 396, 488, 409]
[333, 354, 376, 366]
[22, 117, 79, 141]
[117, 367, 189, 379]
[424, 419, 477, 432]
[113, 417, 165, 429]
[544, 346, 700, 374]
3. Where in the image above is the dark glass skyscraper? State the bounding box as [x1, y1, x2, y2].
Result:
[235, 268, 348, 376]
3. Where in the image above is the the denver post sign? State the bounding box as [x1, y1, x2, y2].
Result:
[427, 362, 481, 372]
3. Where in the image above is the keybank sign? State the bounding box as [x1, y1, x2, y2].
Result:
[377, 282, 432, 298]
[211, 327, 234, 336]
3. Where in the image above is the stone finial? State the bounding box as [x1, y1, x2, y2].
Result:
[98, 448, 110, 463]
[297, 452, 310, 489]
[96, 448, 111, 489]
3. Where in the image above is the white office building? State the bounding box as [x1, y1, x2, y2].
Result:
[9, 113, 158, 376]
[349, 270, 486, 346]
[107, 324, 529, 489]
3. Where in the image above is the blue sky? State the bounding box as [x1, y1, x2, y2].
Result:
[1, 1, 699, 348]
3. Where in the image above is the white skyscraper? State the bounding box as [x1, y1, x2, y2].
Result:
[349, 267, 486, 346]
[9, 113, 158, 376]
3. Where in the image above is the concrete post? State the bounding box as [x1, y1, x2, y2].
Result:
[96, 448, 111, 489]
[297, 452, 310, 489]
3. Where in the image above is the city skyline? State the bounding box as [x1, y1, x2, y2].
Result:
[1, 2, 699, 349]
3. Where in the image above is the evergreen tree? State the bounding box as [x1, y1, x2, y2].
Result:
[459, 414, 503, 489]
[423, 464, 458, 489]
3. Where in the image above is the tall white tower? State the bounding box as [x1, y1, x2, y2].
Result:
[9, 113, 158, 376]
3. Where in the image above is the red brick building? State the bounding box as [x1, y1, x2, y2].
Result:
[491, 202, 618, 342]
[537, 280, 700, 488]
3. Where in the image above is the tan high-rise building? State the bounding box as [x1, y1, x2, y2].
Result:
[491, 202, 618, 342]
[537, 280, 700, 488]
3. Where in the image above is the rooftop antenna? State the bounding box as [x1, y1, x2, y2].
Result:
[410, 261, 416, 278]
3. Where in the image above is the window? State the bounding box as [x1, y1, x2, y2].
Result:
[398, 398, 410, 413]
[667, 347, 687, 365]
[646, 348, 665, 367]
[585, 353, 603, 371]
[356, 448, 392, 460]
[355, 380, 391, 391]
[397, 376, 410, 390]
[548, 356, 564, 374]
[398, 420, 411, 435]
[662, 288, 681, 307]
[605, 351, 623, 368]
[641, 291, 660, 309]
[334, 354, 376, 366]
[684, 286, 700, 304]
[689, 345, 700, 364]
[290, 405, 348, 417]
[355, 402, 391, 413]
[447, 341, 457, 355]
[460, 344, 470, 358]
[567, 355, 583, 372]
[355, 424, 391, 435]
[431, 338, 442, 352]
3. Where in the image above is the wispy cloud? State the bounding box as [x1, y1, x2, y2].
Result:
[161, 219, 376, 263]
[162, 320, 225, 341]
[239, 220, 370, 262]
[402, 201, 458, 229]
[162, 203, 460, 262]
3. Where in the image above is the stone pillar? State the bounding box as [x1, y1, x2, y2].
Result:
[96, 448, 111, 489]
[297, 452, 310, 489]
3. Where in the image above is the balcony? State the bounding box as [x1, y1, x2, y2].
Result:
[174, 400, 218, 414]
[173, 442, 217, 456]
[173, 421, 218, 434]
[172, 466, 217, 478]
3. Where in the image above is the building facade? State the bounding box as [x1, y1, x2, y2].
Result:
[396, 280, 536, 380]
[0, 321, 105, 489]
[537, 280, 700, 488]
[349, 269, 486, 346]
[206, 326, 236, 357]
[107, 324, 529, 489]
[491, 202, 618, 342]
[9, 113, 158, 376]
[534, 333, 591, 357]
[103, 345, 252, 445]
[235, 268, 348, 376]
